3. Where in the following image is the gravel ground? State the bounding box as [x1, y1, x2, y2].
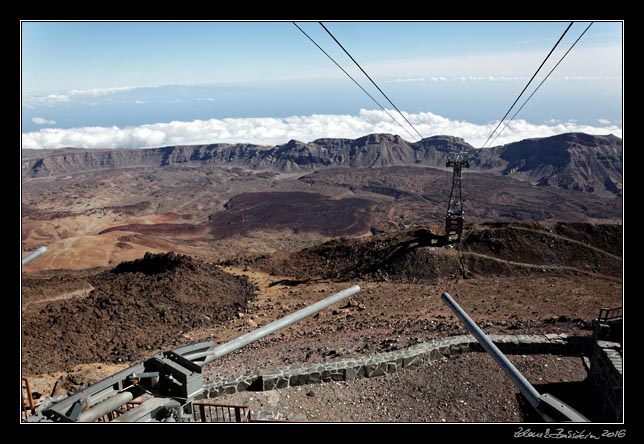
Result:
[215, 353, 592, 422]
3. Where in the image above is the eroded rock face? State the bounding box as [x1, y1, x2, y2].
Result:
[478, 133, 623, 197]
[23, 132, 622, 196]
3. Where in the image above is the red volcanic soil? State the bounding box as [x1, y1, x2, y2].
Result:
[208, 192, 373, 239]
[98, 223, 205, 236]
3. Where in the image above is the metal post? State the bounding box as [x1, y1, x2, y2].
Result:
[235, 406, 242, 423]
[199, 403, 206, 422]
[21, 246, 47, 266]
[441, 292, 542, 408]
[22, 378, 35, 413]
[186, 285, 360, 364]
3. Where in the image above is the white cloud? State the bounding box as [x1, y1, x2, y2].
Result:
[564, 76, 622, 81]
[31, 117, 56, 125]
[388, 77, 426, 83]
[69, 86, 135, 96]
[21, 109, 622, 150]
[23, 86, 136, 108]
[386, 76, 530, 83]
[597, 118, 611, 124]
[31, 94, 70, 106]
[134, 100, 147, 105]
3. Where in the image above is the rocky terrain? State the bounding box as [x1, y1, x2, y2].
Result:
[23, 132, 622, 196]
[20, 132, 623, 422]
[208, 192, 373, 239]
[22, 252, 256, 373]
[22, 222, 621, 389]
[243, 222, 621, 283]
[21, 133, 621, 273]
[21, 219, 622, 421]
[475, 133, 622, 196]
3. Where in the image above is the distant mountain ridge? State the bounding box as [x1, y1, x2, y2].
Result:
[475, 133, 622, 196]
[22, 132, 622, 197]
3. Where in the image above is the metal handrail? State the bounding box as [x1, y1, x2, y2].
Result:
[21, 378, 36, 421]
[441, 291, 589, 422]
[441, 292, 541, 408]
[192, 401, 250, 423]
[598, 306, 622, 322]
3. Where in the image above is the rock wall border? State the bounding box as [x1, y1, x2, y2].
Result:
[590, 340, 623, 421]
[200, 333, 592, 399]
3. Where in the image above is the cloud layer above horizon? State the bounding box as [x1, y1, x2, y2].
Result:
[22, 109, 622, 150]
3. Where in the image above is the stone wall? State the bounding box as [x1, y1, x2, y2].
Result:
[590, 340, 623, 421]
[200, 333, 591, 399]
[593, 318, 623, 343]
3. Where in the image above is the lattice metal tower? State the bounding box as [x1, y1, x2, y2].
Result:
[445, 151, 470, 243]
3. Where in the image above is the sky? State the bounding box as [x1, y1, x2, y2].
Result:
[21, 21, 622, 149]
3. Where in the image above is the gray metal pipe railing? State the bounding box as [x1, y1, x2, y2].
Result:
[196, 285, 360, 365]
[22, 246, 46, 266]
[441, 292, 542, 408]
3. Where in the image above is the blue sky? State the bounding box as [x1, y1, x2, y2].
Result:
[21, 21, 622, 148]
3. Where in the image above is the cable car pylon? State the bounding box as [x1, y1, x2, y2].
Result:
[444, 150, 470, 243]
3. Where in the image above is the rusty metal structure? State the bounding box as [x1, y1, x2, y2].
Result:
[25, 285, 360, 422]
